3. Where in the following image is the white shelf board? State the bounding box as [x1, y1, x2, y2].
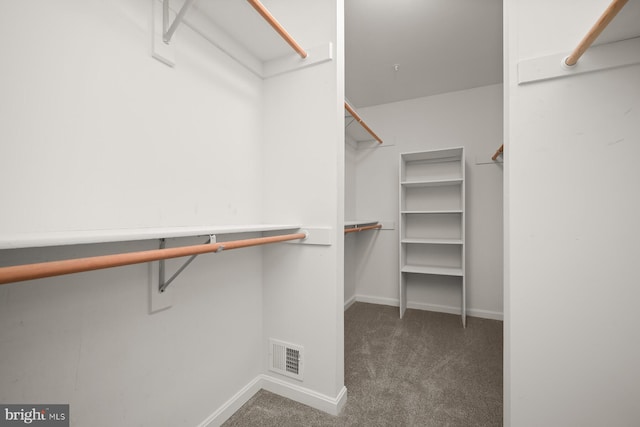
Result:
[401, 210, 463, 215]
[402, 238, 463, 245]
[401, 265, 464, 277]
[401, 147, 463, 163]
[0, 224, 302, 250]
[401, 179, 463, 187]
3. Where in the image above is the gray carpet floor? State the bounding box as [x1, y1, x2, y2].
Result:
[223, 302, 503, 426]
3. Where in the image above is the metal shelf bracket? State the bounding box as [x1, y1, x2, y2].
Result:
[162, 0, 198, 44]
[158, 234, 215, 292]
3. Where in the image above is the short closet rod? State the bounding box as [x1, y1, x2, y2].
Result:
[564, 0, 629, 66]
[344, 224, 382, 234]
[492, 144, 504, 161]
[0, 232, 307, 286]
[344, 102, 383, 144]
[246, 0, 308, 59]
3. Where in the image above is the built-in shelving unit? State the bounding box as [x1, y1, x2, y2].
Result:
[399, 147, 466, 326]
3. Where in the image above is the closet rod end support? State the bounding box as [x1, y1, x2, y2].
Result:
[562, 56, 577, 69]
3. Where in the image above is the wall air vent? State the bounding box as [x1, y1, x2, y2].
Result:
[269, 339, 304, 381]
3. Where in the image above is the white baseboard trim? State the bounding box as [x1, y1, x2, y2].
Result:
[198, 376, 263, 427]
[352, 294, 504, 321]
[467, 308, 503, 321]
[344, 295, 357, 311]
[261, 374, 347, 416]
[199, 375, 348, 426]
[353, 294, 399, 308]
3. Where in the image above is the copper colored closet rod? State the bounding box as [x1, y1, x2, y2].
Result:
[345, 101, 383, 144]
[565, 0, 629, 66]
[0, 232, 306, 286]
[246, 0, 308, 59]
[344, 224, 382, 234]
[492, 144, 504, 161]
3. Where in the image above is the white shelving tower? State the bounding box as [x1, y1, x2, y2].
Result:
[399, 147, 466, 326]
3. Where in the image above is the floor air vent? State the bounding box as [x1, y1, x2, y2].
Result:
[269, 339, 303, 381]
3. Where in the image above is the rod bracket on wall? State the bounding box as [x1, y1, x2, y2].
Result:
[158, 234, 215, 293]
[162, 0, 198, 44]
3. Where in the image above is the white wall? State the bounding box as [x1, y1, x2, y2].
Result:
[261, 0, 345, 402]
[0, 240, 264, 426]
[505, 1, 640, 425]
[0, 0, 345, 425]
[344, 140, 358, 306]
[0, 1, 264, 235]
[345, 84, 504, 319]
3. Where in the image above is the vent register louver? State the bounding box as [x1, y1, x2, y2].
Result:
[269, 339, 303, 381]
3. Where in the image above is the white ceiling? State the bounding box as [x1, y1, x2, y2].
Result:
[345, 0, 503, 108]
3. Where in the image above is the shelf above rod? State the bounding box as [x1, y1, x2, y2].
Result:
[344, 101, 383, 144]
[161, 0, 308, 60]
[0, 224, 301, 250]
[492, 144, 504, 161]
[0, 231, 307, 286]
[246, 0, 307, 59]
[564, 0, 629, 67]
[344, 223, 382, 234]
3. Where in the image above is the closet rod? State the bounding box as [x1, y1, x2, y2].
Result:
[246, 0, 308, 59]
[344, 102, 383, 144]
[0, 232, 307, 286]
[565, 0, 629, 66]
[344, 224, 382, 234]
[492, 144, 504, 161]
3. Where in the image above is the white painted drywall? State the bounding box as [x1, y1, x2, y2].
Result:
[0, 1, 297, 426]
[344, 140, 358, 306]
[261, 0, 345, 403]
[0, 239, 264, 426]
[347, 84, 504, 319]
[0, 1, 264, 236]
[505, 0, 640, 425]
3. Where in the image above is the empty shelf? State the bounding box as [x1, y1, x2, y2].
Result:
[401, 265, 464, 276]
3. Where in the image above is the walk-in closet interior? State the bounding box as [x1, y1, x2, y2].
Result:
[1, 1, 639, 426]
